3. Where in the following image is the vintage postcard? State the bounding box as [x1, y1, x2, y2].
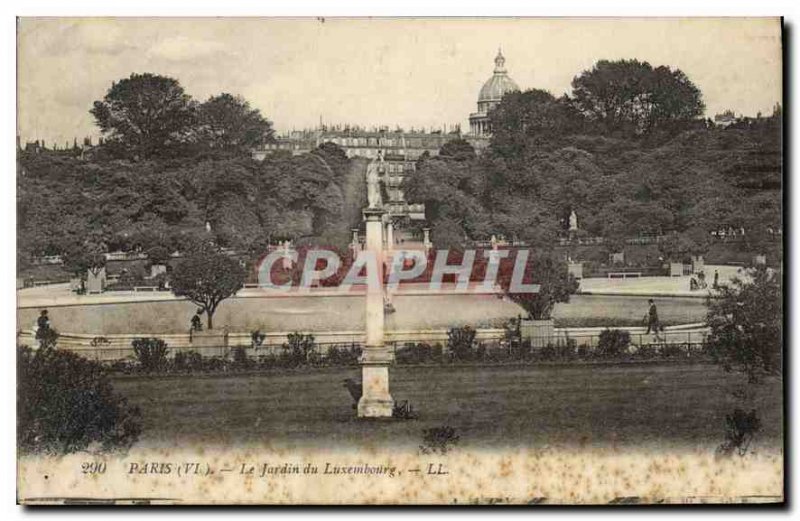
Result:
[16, 17, 783, 505]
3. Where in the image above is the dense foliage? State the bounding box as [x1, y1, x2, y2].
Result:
[17, 142, 356, 267]
[17, 345, 141, 454]
[404, 59, 781, 254]
[706, 266, 782, 382]
[90, 74, 274, 160]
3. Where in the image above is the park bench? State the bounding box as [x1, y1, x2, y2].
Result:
[133, 286, 159, 292]
[607, 272, 642, 279]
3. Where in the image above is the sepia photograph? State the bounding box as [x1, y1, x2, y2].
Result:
[14, 15, 784, 505]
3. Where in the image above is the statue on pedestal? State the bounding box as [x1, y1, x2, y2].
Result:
[366, 154, 385, 209]
[569, 210, 579, 232]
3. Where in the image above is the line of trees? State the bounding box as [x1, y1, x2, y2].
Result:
[403, 59, 781, 263]
[90, 73, 275, 160]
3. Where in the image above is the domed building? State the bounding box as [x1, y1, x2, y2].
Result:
[469, 50, 520, 136]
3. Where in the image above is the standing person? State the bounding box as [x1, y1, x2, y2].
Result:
[713, 269, 720, 290]
[645, 299, 660, 336]
[190, 309, 203, 332]
[35, 309, 51, 348]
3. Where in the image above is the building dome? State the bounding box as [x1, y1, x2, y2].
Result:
[477, 50, 519, 103]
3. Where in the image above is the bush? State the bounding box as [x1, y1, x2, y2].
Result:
[17, 345, 141, 454]
[231, 346, 252, 369]
[396, 343, 436, 365]
[132, 337, 169, 372]
[539, 342, 577, 361]
[447, 326, 476, 361]
[596, 328, 631, 359]
[172, 350, 204, 373]
[326, 344, 361, 366]
[282, 332, 316, 366]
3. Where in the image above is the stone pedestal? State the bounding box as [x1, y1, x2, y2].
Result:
[86, 267, 106, 294]
[691, 255, 704, 274]
[754, 254, 767, 265]
[520, 319, 555, 348]
[150, 264, 167, 278]
[422, 227, 432, 254]
[358, 208, 394, 418]
[358, 348, 395, 418]
[669, 262, 684, 277]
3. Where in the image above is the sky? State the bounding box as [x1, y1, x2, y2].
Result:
[17, 17, 782, 146]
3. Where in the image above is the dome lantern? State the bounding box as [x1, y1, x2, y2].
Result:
[494, 49, 506, 74]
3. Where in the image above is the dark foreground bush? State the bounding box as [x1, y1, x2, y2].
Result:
[596, 328, 631, 358]
[132, 337, 169, 372]
[17, 345, 141, 454]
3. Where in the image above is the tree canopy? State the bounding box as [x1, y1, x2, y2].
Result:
[196, 93, 274, 155]
[91, 73, 197, 160]
[571, 59, 704, 136]
[170, 243, 246, 329]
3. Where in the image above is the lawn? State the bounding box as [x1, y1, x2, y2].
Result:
[111, 362, 782, 453]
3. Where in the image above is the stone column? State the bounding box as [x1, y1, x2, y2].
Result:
[358, 208, 394, 418]
[351, 228, 360, 255]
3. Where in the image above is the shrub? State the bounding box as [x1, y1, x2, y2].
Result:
[231, 346, 251, 369]
[717, 408, 761, 457]
[325, 344, 361, 366]
[539, 342, 576, 361]
[596, 329, 631, 359]
[172, 350, 203, 373]
[131, 337, 169, 372]
[447, 326, 476, 361]
[282, 332, 316, 366]
[17, 345, 141, 454]
[509, 339, 533, 361]
[396, 343, 436, 365]
[431, 343, 444, 363]
[251, 329, 266, 349]
[660, 343, 685, 359]
[420, 426, 460, 455]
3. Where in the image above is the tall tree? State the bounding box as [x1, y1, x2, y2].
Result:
[197, 93, 274, 154]
[571, 59, 704, 136]
[489, 89, 584, 158]
[91, 73, 197, 160]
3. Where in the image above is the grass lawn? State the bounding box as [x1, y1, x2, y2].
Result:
[111, 362, 782, 453]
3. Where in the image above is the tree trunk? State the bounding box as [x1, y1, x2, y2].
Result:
[206, 310, 214, 330]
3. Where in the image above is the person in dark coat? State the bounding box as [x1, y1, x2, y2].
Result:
[645, 299, 660, 335]
[190, 309, 203, 332]
[36, 309, 50, 335]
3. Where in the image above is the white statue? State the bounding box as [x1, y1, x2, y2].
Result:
[569, 210, 578, 231]
[366, 158, 383, 209]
